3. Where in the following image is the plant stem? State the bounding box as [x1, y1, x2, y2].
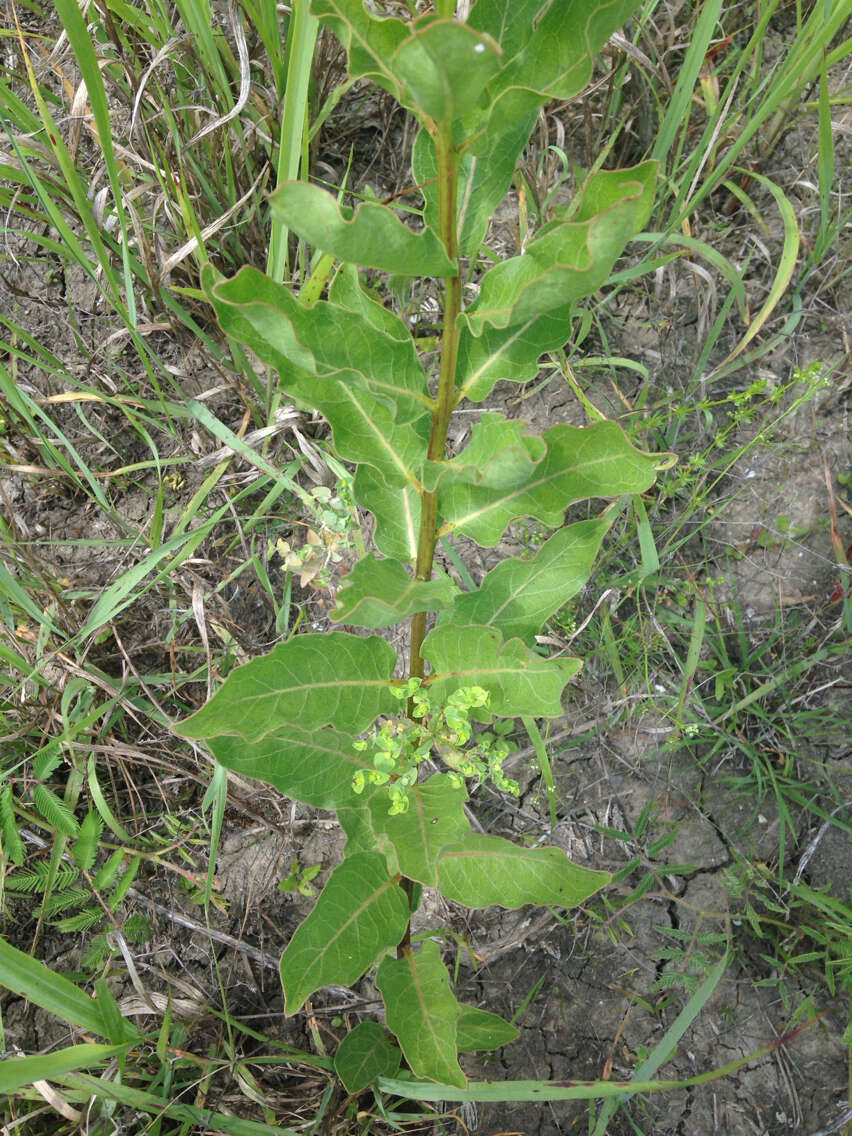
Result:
[401, 127, 460, 955]
[397, 878, 416, 956]
[409, 125, 461, 682]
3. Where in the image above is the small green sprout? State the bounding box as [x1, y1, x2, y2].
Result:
[278, 860, 322, 897]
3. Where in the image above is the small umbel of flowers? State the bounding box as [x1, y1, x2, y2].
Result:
[351, 679, 519, 815]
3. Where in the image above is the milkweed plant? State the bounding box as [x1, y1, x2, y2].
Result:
[177, 0, 673, 1093]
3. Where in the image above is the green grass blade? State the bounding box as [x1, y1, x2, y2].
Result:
[77, 467, 301, 640]
[0, 355, 126, 519]
[242, 0, 287, 95]
[379, 1008, 804, 1101]
[714, 645, 838, 725]
[202, 761, 228, 904]
[671, 0, 850, 226]
[11, 30, 125, 316]
[632, 232, 747, 323]
[652, 0, 724, 167]
[590, 952, 730, 1134]
[0, 937, 131, 1039]
[632, 493, 660, 582]
[172, 0, 233, 97]
[0, 561, 61, 636]
[711, 171, 799, 373]
[78, 527, 210, 638]
[66, 1074, 302, 1135]
[521, 717, 557, 832]
[817, 61, 835, 248]
[0, 1044, 131, 1093]
[267, 0, 319, 281]
[186, 398, 317, 510]
[675, 598, 707, 733]
[52, 0, 136, 324]
[87, 755, 133, 843]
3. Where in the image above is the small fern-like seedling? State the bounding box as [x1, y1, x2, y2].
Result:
[4, 861, 80, 894]
[4, 842, 142, 941]
[32, 784, 79, 837]
[72, 812, 104, 872]
[0, 784, 25, 866]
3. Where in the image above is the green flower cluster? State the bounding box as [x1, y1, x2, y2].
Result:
[352, 679, 519, 814]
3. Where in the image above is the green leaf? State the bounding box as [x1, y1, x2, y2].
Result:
[353, 466, 421, 562]
[201, 264, 312, 377]
[455, 307, 576, 402]
[376, 941, 465, 1088]
[0, 936, 138, 1040]
[369, 774, 471, 887]
[277, 286, 430, 425]
[93, 849, 125, 892]
[438, 420, 666, 547]
[329, 263, 413, 344]
[72, 811, 103, 871]
[205, 266, 430, 487]
[123, 913, 152, 943]
[338, 799, 382, 858]
[280, 852, 409, 1015]
[331, 554, 458, 629]
[437, 835, 610, 909]
[269, 182, 456, 277]
[33, 784, 79, 836]
[334, 1021, 401, 1094]
[414, 111, 537, 255]
[427, 411, 547, 495]
[461, 162, 658, 336]
[6, 863, 79, 894]
[425, 413, 544, 491]
[553, 162, 657, 229]
[94, 976, 136, 1044]
[456, 1005, 520, 1053]
[0, 1043, 131, 1094]
[478, 0, 644, 135]
[205, 725, 373, 810]
[33, 743, 62, 782]
[0, 784, 25, 866]
[309, 0, 408, 100]
[43, 888, 93, 918]
[466, 0, 549, 59]
[107, 855, 140, 910]
[207, 261, 431, 422]
[390, 18, 501, 125]
[422, 624, 581, 719]
[176, 632, 398, 742]
[298, 381, 427, 490]
[310, 3, 500, 129]
[442, 513, 615, 642]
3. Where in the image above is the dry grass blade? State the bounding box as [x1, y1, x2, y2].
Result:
[184, 3, 251, 148]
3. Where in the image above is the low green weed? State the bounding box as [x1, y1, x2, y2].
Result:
[726, 858, 852, 999]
